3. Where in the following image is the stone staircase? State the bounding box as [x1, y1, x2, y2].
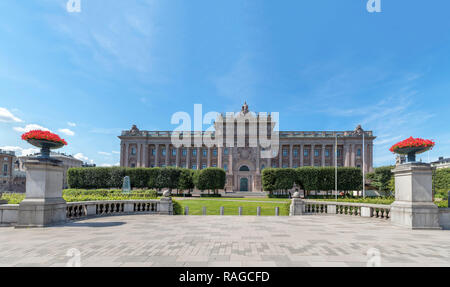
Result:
[222, 191, 268, 198]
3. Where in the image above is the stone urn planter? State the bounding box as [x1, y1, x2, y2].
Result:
[390, 137, 435, 163]
[22, 130, 67, 161]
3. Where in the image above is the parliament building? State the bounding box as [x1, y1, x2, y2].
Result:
[119, 103, 375, 192]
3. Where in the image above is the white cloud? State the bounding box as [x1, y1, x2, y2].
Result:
[0, 146, 39, 156]
[99, 163, 120, 167]
[13, 124, 50, 133]
[67, 122, 76, 127]
[112, 151, 120, 154]
[74, 153, 89, 162]
[58, 128, 75, 136]
[98, 151, 111, 156]
[0, 107, 22, 123]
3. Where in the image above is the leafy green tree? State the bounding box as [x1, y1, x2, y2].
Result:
[262, 168, 277, 194]
[366, 166, 394, 196]
[178, 168, 195, 194]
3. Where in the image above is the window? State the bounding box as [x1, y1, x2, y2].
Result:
[357, 149, 361, 156]
[337, 149, 342, 157]
[293, 149, 298, 157]
[282, 164, 288, 168]
[304, 149, 309, 157]
[202, 149, 207, 157]
[293, 164, 298, 168]
[3, 157, 7, 161]
[2, 164, 7, 176]
[172, 149, 176, 156]
[192, 164, 197, 170]
[224, 164, 228, 171]
[131, 147, 136, 155]
[283, 149, 288, 157]
[152, 149, 156, 156]
[224, 148, 229, 155]
[192, 149, 197, 156]
[261, 164, 265, 170]
[182, 149, 187, 156]
[272, 164, 277, 168]
[130, 163, 136, 168]
[212, 164, 217, 167]
[213, 149, 217, 156]
[161, 164, 166, 168]
[239, 165, 250, 171]
[202, 164, 206, 169]
[325, 149, 330, 157]
[162, 149, 166, 156]
[314, 149, 319, 157]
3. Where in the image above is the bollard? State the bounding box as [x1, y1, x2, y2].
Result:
[238, 207, 243, 216]
[184, 206, 189, 216]
[257, 207, 261, 216]
[275, 207, 279, 216]
[202, 206, 207, 216]
[220, 206, 224, 216]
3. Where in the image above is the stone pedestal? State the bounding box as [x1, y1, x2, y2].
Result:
[16, 159, 67, 228]
[159, 197, 173, 215]
[390, 163, 441, 229]
[289, 198, 305, 216]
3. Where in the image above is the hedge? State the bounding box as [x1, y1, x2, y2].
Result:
[433, 168, 450, 190]
[67, 166, 226, 192]
[262, 167, 362, 193]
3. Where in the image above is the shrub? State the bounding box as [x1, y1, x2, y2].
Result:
[262, 168, 277, 193]
[434, 168, 450, 190]
[366, 166, 394, 195]
[296, 167, 319, 192]
[172, 200, 183, 215]
[193, 168, 226, 194]
[178, 169, 195, 192]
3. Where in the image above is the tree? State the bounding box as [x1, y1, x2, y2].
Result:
[262, 168, 277, 194]
[178, 169, 195, 194]
[367, 166, 394, 196]
[156, 167, 181, 191]
[274, 169, 296, 195]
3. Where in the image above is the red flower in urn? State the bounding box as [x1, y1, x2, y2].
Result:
[22, 130, 67, 159]
[389, 137, 435, 163]
[22, 130, 68, 146]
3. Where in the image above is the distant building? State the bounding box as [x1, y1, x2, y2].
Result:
[431, 157, 450, 169]
[0, 149, 25, 192]
[18, 152, 84, 189]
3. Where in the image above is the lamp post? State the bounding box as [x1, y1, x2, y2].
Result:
[362, 131, 366, 198]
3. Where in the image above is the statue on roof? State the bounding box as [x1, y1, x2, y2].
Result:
[241, 101, 249, 114]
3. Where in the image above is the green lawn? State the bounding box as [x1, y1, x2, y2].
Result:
[174, 199, 290, 216]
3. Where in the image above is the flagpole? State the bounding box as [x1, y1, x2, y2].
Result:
[335, 133, 338, 201]
[362, 131, 365, 198]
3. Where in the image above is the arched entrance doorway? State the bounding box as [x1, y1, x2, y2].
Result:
[240, 178, 249, 191]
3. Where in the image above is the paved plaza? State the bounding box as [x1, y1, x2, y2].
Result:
[0, 215, 449, 267]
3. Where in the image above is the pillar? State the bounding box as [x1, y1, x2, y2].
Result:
[196, 147, 201, 170]
[218, 147, 223, 168]
[390, 163, 441, 229]
[279, 145, 283, 168]
[207, 147, 211, 167]
[16, 159, 66, 228]
[137, 143, 141, 167]
[176, 147, 180, 167]
[144, 144, 149, 167]
[310, 145, 314, 166]
[289, 144, 293, 168]
[165, 144, 169, 167]
[186, 146, 190, 168]
[154, 144, 159, 167]
[300, 144, 304, 167]
[321, 144, 325, 167]
[124, 143, 129, 167]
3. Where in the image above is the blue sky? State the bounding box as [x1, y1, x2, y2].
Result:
[0, 0, 449, 167]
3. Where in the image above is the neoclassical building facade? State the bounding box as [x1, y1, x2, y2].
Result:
[119, 103, 375, 192]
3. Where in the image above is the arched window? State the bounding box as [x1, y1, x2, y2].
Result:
[239, 165, 250, 171]
[261, 164, 265, 171]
